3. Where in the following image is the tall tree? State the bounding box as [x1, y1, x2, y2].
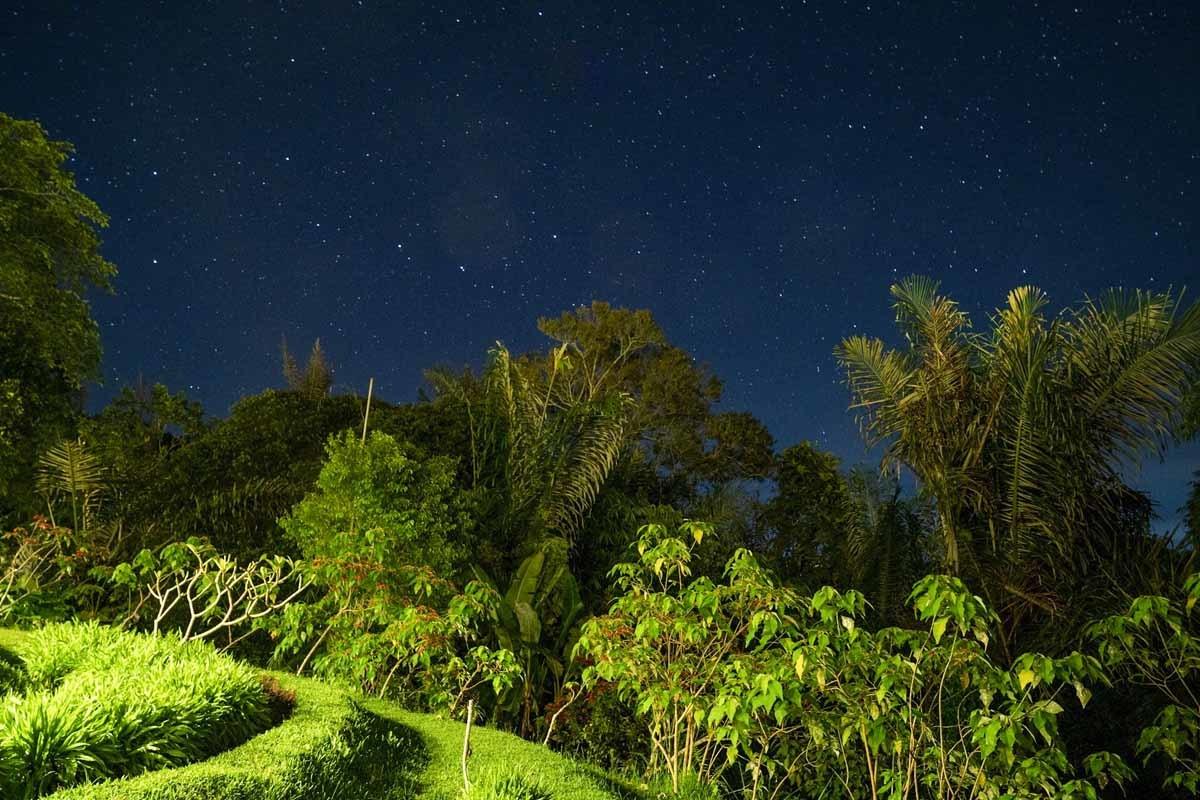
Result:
[837, 277, 1200, 655]
[429, 303, 775, 586]
[755, 441, 851, 588]
[0, 113, 116, 522]
[535, 302, 774, 498]
[281, 337, 333, 399]
[842, 466, 932, 626]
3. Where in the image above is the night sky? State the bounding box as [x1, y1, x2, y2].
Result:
[2, 2, 1196, 525]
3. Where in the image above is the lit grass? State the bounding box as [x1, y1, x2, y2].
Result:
[0, 629, 626, 800]
[360, 699, 622, 800]
[0, 623, 273, 798]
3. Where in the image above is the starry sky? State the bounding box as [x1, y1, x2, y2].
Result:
[1, 2, 1196, 525]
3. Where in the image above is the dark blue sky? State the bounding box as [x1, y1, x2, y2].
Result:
[2, 1, 1196, 525]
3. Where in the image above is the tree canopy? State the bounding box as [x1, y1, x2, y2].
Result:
[0, 113, 116, 521]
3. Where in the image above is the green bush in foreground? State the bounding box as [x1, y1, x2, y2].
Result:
[41, 671, 416, 800]
[0, 623, 272, 798]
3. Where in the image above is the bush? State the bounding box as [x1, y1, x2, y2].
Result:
[577, 523, 1135, 799]
[0, 623, 273, 798]
[40, 671, 418, 800]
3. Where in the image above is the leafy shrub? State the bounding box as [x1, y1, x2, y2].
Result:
[0, 623, 273, 798]
[1089, 573, 1200, 795]
[578, 522, 1134, 799]
[272, 430, 481, 700]
[546, 681, 648, 773]
[0, 518, 84, 625]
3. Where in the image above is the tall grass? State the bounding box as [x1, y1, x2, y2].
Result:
[0, 623, 273, 799]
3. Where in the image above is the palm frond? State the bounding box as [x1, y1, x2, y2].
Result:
[834, 335, 914, 443]
[543, 394, 633, 542]
[36, 438, 105, 532]
[1065, 288, 1200, 464]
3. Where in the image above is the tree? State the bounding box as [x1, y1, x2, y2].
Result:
[535, 302, 774, 497]
[280, 429, 468, 579]
[281, 337, 333, 399]
[756, 442, 851, 588]
[275, 429, 472, 691]
[129, 387, 456, 559]
[428, 303, 775, 595]
[836, 277, 1200, 656]
[842, 467, 932, 627]
[428, 342, 633, 578]
[0, 113, 116, 522]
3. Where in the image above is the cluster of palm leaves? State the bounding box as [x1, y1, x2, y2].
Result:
[429, 342, 634, 563]
[837, 277, 1200, 654]
[35, 439, 105, 539]
[428, 343, 632, 735]
[842, 467, 932, 625]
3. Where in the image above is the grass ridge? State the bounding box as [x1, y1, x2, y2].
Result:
[0, 630, 622, 800]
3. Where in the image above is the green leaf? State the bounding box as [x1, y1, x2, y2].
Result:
[506, 550, 545, 609]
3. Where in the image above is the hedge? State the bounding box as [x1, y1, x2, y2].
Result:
[0, 630, 419, 800]
[45, 671, 426, 800]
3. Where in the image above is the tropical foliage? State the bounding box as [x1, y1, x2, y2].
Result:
[837, 277, 1200, 656]
[5, 112, 1200, 800]
[0, 114, 116, 524]
[1089, 573, 1200, 794]
[577, 522, 1135, 799]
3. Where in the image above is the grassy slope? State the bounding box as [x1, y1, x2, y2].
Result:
[362, 700, 622, 800]
[0, 628, 622, 800]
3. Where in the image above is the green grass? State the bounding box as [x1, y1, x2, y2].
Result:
[0, 628, 624, 800]
[361, 699, 622, 800]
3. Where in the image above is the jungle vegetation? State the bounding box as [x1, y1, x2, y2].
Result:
[4, 112, 1200, 799]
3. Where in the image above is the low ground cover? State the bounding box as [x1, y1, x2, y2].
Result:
[361, 698, 621, 800]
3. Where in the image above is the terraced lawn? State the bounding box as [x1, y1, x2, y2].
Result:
[0, 628, 623, 800]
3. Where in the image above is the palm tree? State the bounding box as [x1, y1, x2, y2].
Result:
[836, 277, 1200, 655]
[842, 467, 932, 626]
[428, 342, 633, 569]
